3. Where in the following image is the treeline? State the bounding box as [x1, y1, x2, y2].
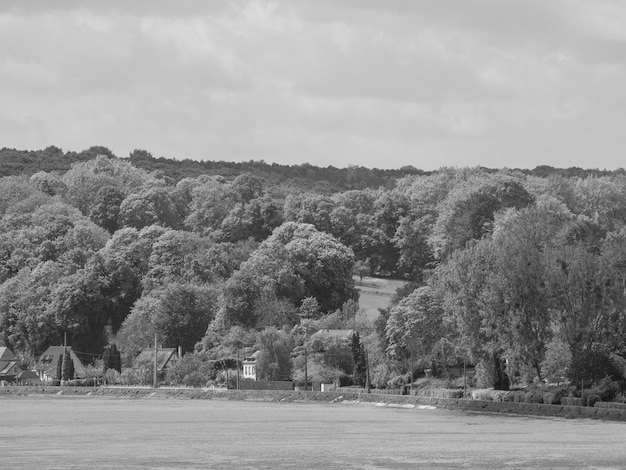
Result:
[0, 150, 625, 393]
[0, 146, 425, 191]
[2, 146, 623, 191]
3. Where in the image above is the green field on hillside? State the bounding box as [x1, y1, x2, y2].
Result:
[355, 276, 406, 322]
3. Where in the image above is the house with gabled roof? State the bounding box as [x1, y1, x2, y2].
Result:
[132, 348, 179, 376]
[35, 346, 86, 383]
[0, 346, 19, 383]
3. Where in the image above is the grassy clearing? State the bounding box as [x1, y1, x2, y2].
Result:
[355, 276, 405, 322]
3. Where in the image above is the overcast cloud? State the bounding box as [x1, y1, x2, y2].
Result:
[1, 0, 625, 170]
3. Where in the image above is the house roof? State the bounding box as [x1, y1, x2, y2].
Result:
[0, 361, 19, 377]
[17, 369, 40, 380]
[132, 348, 178, 372]
[35, 346, 87, 379]
[243, 351, 259, 363]
[0, 346, 16, 362]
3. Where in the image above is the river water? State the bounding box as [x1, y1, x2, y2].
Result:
[1, 396, 625, 469]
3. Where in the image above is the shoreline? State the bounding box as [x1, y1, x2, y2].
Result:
[2, 385, 626, 422]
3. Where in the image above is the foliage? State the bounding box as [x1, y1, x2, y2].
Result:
[255, 327, 294, 381]
[217, 222, 357, 328]
[103, 343, 122, 373]
[5, 152, 626, 393]
[165, 352, 214, 387]
[568, 350, 624, 387]
[351, 331, 367, 387]
[385, 286, 452, 377]
[61, 348, 74, 381]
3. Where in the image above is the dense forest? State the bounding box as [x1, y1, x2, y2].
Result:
[0, 148, 625, 395]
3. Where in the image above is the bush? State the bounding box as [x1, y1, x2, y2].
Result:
[523, 392, 542, 404]
[120, 367, 151, 386]
[471, 389, 494, 401]
[568, 351, 624, 386]
[542, 392, 558, 405]
[540, 337, 571, 384]
[104, 369, 122, 385]
[474, 360, 494, 389]
[166, 352, 214, 387]
[586, 394, 601, 407]
[594, 401, 626, 410]
[509, 391, 526, 403]
[614, 393, 626, 403]
[561, 396, 584, 406]
[412, 388, 463, 399]
[587, 377, 622, 402]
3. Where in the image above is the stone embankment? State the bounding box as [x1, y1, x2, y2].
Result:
[2, 386, 625, 422]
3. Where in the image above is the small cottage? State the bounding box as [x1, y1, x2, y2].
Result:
[0, 347, 19, 383]
[132, 348, 179, 375]
[35, 346, 86, 383]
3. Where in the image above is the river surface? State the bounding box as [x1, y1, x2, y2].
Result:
[1, 396, 625, 469]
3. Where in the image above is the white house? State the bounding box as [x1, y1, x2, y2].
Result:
[242, 351, 259, 380]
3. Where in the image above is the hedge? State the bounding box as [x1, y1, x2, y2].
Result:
[594, 401, 626, 410]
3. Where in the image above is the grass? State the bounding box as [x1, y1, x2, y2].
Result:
[355, 276, 405, 322]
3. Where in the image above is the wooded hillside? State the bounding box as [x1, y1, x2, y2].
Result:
[1, 148, 625, 393]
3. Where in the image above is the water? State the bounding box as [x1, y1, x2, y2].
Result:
[1, 396, 625, 469]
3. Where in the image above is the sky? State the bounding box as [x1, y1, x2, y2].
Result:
[1, 0, 626, 171]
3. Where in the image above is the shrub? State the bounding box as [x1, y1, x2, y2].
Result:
[586, 394, 601, 407]
[490, 390, 511, 402]
[166, 352, 214, 387]
[120, 367, 151, 386]
[471, 389, 494, 401]
[568, 351, 624, 386]
[594, 401, 626, 410]
[542, 392, 558, 405]
[474, 360, 494, 389]
[413, 388, 463, 399]
[614, 393, 626, 403]
[540, 337, 572, 384]
[524, 392, 543, 404]
[561, 396, 583, 406]
[588, 377, 622, 402]
[104, 369, 122, 385]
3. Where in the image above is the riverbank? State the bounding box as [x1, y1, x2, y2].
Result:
[2, 385, 626, 422]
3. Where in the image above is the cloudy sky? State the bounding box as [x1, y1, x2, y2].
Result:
[1, 1, 626, 170]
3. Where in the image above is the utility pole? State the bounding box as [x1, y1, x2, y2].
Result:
[236, 348, 240, 390]
[62, 331, 67, 386]
[463, 359, 467, 398]
[365, 349, 371, 393]
[304, 347, 308, 392]
[153, 333, 158, 389]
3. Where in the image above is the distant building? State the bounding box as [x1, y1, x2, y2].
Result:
[242, 351, 259, 381]
[0, 346, 19, 383]
[132, 348, 180, 375]
[35, 346, 86, 383]
[16, 369, 42, 386]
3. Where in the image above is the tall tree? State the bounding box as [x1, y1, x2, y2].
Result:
[385, 286, 450, 383]
[255, 327, 294, 381]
